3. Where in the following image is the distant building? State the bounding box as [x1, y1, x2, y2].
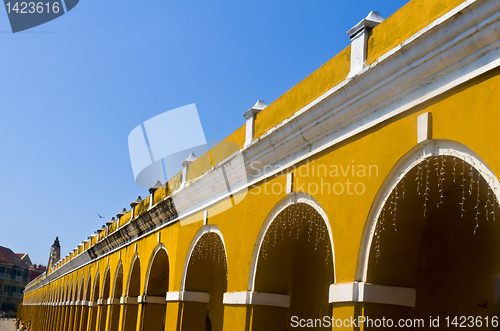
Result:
[16, 253, 47, 282]
[0, 246, 29, 311]
[27, 264, 46, 283]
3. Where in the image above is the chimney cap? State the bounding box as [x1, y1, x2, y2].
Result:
[181, 153, 197, 167]
[130, 196, 143, 208]
[243, 100, 267, 120]
[347, 11, 384, 39]
[149, 180, 163, 194]
[116, 208, 127, 218]
[106, 217, 116, 226]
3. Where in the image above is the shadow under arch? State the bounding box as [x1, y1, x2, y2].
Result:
[66, 277, 78, 331]
[248, 191, 335, 331]
[78, 274, 92, 331]
[108, 261, 124, 331]
[59, 279, 71, 331]
[356, 139, 500, 327]
[72, 276, 85, 331]
[98, 265, 111, 331]
[88, 270, 100, 331]
[123, 253, 141, 331]
[179, 225, 228, 331]
[140, 243, 169, 331]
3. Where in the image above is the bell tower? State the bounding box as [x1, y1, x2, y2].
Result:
[47, 236, 61, 272]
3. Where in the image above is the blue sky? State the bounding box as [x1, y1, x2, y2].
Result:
[0, 0, 409, 265]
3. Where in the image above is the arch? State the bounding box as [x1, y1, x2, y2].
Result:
[248, 191, 335, 291]
[108, 262, 124, 331]
[100, 265, 111, 300]
[83, 273, 92, 301]
[125, 253, 140, 297]
[123, 254, 141, 331]
[180, 225, 228, 331]
[59, 283, 64, 302]
[141, 243, 170, 331]
[69, 277, 74, 301]
[143, 243, 169, 296]
[91, 270, 101, 301]
[55, 284, 60, 302]
[63, 280, 70, 302]
[66, 278, 77, 331]
[98, 266, 111, 331]
[78, 277, 85, 301]
[72, 277, 79, 301]
[111, 261, 124, 299]
[88, 270, 101, 331]
[356, 139, 500, 282]
[247, 191, 335, 331]
[72, 277, 85, 331]
[180, 225, 227, 291]
[79, 274, 92, 331]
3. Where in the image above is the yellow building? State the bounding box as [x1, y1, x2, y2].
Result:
[18, 0, 500, 329]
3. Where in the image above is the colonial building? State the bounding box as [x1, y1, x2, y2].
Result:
[17, 253, 47, 283]
[0, 246, 29, 312]
[18, 0, 500, 330]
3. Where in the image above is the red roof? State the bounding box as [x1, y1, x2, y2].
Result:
[0, 246, 28, 268]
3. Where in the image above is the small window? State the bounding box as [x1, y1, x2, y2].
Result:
[0, 267, 5, 273]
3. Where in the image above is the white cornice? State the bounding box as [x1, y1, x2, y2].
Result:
[169, 0, 500, 226]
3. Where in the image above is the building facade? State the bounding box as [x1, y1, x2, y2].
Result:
[18, 0, 500, 330]
[0, 246, 29, 312]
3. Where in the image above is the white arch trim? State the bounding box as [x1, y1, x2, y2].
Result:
[77, 276, 85, 302]
[111, 260, 123, 299]
[62, 279, 70, 302]
[100, 265, 111, 300]
[71, 277, 78, 302]
[356, 139, 500, 282]
[143, 243, 168, 295]
[91, 269, 101, 301]
[83, 272, 92, 302]
[180, 224, 227, 292]
[247, 191, 335, 292]
[125, 253, 139, 297]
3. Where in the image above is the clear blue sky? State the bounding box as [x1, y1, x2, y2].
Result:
[0, 0, 409, 265]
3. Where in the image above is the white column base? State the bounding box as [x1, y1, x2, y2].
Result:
[329, 282, 416, 307]
[223, 292, 290, 308]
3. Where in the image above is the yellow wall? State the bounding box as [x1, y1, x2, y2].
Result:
[18, 0, 500, 330]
